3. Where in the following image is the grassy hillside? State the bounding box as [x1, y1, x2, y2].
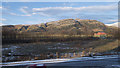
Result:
[2, 19, 119, 44]
[2, 19, 118, 34]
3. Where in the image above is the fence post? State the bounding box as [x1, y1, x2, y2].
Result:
[56, 52, 58, 58]
[81, 51, 85, 57]
[73, 52, 76, 57]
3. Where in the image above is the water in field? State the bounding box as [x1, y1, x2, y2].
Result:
[2, 39, 119, 62]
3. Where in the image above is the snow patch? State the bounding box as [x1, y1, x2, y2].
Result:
[105, 22, 119, 27]
[1, 55, 119, 66]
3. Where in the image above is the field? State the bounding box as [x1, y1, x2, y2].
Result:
[2, 38, 119, 62]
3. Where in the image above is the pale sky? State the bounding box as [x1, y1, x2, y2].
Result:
[1, 2, 118, 25]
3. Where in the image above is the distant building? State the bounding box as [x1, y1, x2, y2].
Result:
[94, 31, 107, 38]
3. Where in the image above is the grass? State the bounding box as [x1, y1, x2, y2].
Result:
[2, 39, 119, 62]
[3, 39, 118, 55]
[93, 40, 119, 53]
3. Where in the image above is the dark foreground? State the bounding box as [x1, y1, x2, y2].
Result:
[2, 58, 120, 68]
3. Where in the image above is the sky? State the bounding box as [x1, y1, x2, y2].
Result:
[0, 2, 118, 26]
[2, 0, 120, 2]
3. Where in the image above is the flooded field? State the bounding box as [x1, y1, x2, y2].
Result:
[2, 39, 119, 62]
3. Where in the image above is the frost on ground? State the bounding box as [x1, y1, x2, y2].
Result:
[1, 55, 119, 66]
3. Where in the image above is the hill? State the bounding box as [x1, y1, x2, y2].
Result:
[2, 19, 118, 35]
[2, 19, 119, 44]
